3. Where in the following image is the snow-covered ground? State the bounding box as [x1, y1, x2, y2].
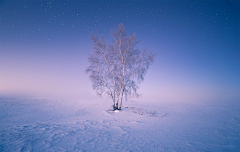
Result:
[0, 97, 239, 151]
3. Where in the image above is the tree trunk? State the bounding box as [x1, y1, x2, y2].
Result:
[119, 88, 124, 110]
[112, 96, 115, 111]
[112, 96, 119, 111]
[113, 94, 121, 111]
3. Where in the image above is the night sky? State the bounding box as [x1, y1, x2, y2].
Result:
[0, 0, 239, 102]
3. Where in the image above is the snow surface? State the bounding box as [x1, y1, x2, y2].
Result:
[0, 98, 240, 151]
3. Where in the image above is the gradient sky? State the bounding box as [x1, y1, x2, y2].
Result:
[0, 0, 239, 102]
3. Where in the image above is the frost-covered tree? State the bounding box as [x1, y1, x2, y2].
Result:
[86, 24, 157, 110]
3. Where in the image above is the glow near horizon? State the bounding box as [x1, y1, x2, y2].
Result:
[0, 0, 239, 102]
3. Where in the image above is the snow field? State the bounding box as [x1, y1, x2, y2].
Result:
[0, 98, 239, 151]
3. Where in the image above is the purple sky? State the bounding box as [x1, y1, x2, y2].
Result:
[0, 0, 239, 102]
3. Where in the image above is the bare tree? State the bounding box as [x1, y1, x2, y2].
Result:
[86, 23, 157, 110]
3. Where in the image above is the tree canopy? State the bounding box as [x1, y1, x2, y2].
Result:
[86, 23, 157, 110]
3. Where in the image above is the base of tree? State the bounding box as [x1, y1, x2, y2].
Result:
[113, 106, 121, 111]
